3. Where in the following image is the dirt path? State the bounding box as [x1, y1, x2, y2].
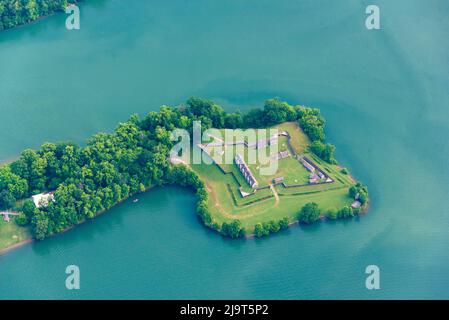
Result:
[206, 181, 278, 220]
[205, 182, 232, 218]
[270, 184, 280, 207]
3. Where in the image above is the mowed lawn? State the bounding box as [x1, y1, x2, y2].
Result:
[0, 219, 31, 252]
[189, 121, 356, 233]
[274, 121, 310, 154]
[204, 129, 310, 187]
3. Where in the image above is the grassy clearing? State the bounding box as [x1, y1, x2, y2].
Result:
[188, 121, 355, 233]
[274, 122, 310, 154]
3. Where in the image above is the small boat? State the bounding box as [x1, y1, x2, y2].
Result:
[133, 199, 139, 203]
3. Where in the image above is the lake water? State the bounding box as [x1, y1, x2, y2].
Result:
[0, 0, 448, 299]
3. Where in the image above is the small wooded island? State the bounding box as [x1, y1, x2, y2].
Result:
[0, 98, 369, 252]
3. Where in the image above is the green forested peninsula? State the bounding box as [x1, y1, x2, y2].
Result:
[0, 97, 368, 241]
[0, 0, 81, 31]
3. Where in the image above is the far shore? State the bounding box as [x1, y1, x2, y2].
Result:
[0, 184, 156, 256]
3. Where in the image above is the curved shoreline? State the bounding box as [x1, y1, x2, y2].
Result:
[0, 149, 370, 252]
[0, 190, 370, 254]
[0, 238, 33, 256]
[0, 2, 84, 34]
[0, 183, 159, 256]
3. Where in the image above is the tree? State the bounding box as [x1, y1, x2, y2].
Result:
[221, 220, 244, 238]
[25, 0, 39, 21]
[338, 206, 354, 219]
[22, 199, 36, 221]
[268, 220, 281, 233]
[33, 211, 49, 240]
[352, 206, 361, 215]
[0, 166, 28, 199]
[0, 96, 347, 241]
[225, 112, 243, 129]
[279, 217, 289, 230]
[326, 208, 338, 220]
[0, 0, 78, 31]
[11, 149, 47, 193]
[349, 183, 369, 205]
[349, 185, 358, 199]
[0, 190, 15, 210]
[310, 140, 335, 163]
[254, 223, 269, 237]
[359, 191, 368, 205]
[262, 98, 296, 125]
[15, 213, 29, 226]
[243, 108, 264, 128]
[186, 97, 225, 128]
[299, 109, 326, 142]
[298, 202, 321, 224]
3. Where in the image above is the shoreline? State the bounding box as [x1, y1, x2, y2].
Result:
[0, 182, 371, 254]
[244, 203, 370, 239]
[0, 185, 155, 256]
[1, 11, 58, 34]
[244, 194, 370, 239]
[0, 238, 33, 256]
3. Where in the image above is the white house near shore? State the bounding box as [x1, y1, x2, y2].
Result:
[32, 192, 55, 208]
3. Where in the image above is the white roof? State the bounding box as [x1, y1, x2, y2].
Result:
[351, 201, 362, 208]
[32, 192, 54, 208]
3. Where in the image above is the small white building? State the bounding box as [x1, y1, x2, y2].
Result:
[32, 192, 54, 208]
[351, 200, 362, 209]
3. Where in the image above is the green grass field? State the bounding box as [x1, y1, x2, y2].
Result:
[0, 219, 31, 252]
[189, 122, 357, 233]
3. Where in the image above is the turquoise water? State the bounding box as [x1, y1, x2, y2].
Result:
[0, 0, 449, 299]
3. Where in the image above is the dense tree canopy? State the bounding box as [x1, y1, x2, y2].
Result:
[298, 202, 321, 224]
[295, 106, 337, 163]
[0, 0, 83, 31]
[262, 98, 297, 126]
[254, 217, 289, 238]
[0, 166, 28, 210]
[298, 107, 326, 142]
